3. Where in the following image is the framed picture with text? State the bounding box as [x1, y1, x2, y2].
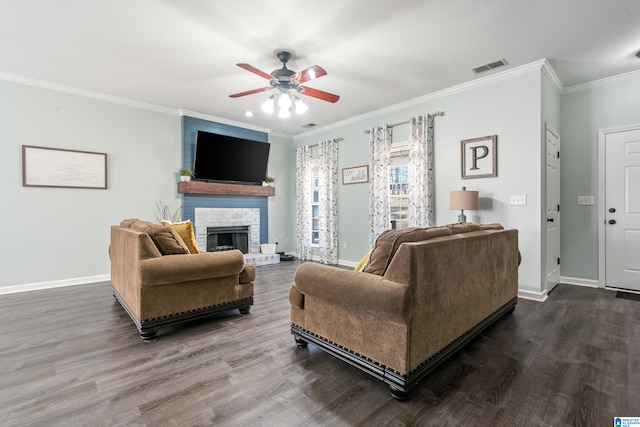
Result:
[461, 135, 497, 179]
[22, 145, 108, 189]
[342, 165, 369, 185]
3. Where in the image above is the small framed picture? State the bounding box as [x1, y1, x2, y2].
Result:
[461, 135, 497, 179]
[342, 165, 369, 185]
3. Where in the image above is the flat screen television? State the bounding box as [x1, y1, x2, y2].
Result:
[193, 131, 270, 185]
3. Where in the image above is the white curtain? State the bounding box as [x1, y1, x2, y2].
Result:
[368, 125, 392, 247]
[295, 145, 312, 260]
[318, 138, 340, 264]
[408, 114, 434, 227]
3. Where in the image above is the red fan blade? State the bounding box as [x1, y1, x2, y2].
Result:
[236, 63, 274, 80]
[292, 65, 327, 84]
[229, 87, 271, 98]
[299, 86, 340, 103]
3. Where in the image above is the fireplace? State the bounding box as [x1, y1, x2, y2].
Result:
[207, 226, 249, 253]
[194, 207, 279, 266]
[195, 208, 260, 254]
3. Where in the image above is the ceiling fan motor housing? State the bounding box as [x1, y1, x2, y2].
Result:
[271, 51, 298, 89]
[229, 49, 339, 103]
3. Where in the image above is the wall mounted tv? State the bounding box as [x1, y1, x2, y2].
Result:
[193, 131, 270, 185]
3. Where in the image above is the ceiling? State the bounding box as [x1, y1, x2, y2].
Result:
[1, 0, 640, 135]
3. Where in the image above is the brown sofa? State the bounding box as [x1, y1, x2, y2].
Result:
[110, 219, 255, 339]
[289, 223, 519, 400]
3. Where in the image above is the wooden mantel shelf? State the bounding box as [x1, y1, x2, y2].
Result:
[178, 181, 275, 197]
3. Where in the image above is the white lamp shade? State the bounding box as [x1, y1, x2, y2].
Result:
[261, 95, 275, 114]
[278, 93, 292, 110]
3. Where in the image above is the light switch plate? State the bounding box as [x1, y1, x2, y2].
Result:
[577, 196, 594, 206]
[510, 195, 527, 206]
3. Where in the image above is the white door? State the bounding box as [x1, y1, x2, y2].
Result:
[605, 127, 640, 291]
[545, 125, 560, 292]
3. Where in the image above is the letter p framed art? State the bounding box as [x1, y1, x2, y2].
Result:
[461, 135, 497, 179]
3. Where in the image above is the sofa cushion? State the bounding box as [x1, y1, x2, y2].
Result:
[446, 222, 481, 233]
[161, 220, 200, 254]
[146, 225, 190, 255]
[121, 219, 189, 255]
[479, 223, 504, 230]
[364, 226, 453, 275]
[120, 218, 152, 229]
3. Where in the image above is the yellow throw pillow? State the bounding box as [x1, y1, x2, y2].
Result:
[354, 251, 371, 272]
[161, 220, 200, 254]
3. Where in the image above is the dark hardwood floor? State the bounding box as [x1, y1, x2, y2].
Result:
[1, 261, 638, 426]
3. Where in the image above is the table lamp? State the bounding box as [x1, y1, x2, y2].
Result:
[449, 186, 479, 223]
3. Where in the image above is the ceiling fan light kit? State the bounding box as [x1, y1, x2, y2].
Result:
[230, 50, 339, 118]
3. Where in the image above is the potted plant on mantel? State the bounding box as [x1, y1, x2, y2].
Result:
[179, 168, 194, 182]
[262, 176, 275, 187]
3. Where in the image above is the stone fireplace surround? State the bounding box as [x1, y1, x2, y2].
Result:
[194, 208, 279, 266]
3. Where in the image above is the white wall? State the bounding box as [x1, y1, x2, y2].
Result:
[0, 79, 182, 290]
[292, 64, 545, 293]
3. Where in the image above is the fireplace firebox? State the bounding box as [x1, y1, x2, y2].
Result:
[206, 226, 249, 253]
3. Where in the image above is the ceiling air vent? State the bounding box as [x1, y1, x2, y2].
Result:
[471, 58, 508, 74]
[302, 123, 318, 128]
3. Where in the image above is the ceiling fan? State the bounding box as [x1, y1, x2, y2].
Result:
[229, 51, 340, 115]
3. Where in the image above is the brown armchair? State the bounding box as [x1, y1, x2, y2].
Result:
[110, 220, 255, 339]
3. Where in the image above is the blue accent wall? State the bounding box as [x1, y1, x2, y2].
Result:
[181, 116, 270, 244]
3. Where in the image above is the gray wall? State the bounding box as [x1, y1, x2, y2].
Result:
[266, 133, 296, 252]
[560, 73, 640, 282]
[292, 65, 545, 293]
[0, 78, 295, 292]
[0, 79, 182, 289]
[3, 64, 638, 294]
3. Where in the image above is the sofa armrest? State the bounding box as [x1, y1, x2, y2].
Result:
[293, 262, 410, 324]
[139, 249, 246, 286]
[239, 263, 256, 284]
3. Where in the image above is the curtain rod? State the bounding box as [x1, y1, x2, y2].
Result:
[363, 111, 444, 134]
[306, 136, 344, 148]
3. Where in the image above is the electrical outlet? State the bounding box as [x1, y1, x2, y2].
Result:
[577, 196, 594, 206]
[510, 195, 527, 206]
[342, 242, 347, 250]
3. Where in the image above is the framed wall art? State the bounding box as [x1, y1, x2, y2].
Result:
[461, 135, 497, 179]
[342, 165, 369, 185]
[22, 145, 108, 189]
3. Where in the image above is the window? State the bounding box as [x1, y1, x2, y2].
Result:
[311, 171, 320, 245]
[389, 144, 409, 229]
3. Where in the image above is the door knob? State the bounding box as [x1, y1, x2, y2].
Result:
[547, 218, 554, 222]
[609, 208, 616, 213]
[609, 219, 617, 225]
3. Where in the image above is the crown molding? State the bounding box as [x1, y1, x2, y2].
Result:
[294, 59, 548, 140]
[269, 130, 295, 139]
[0, 72, 180, 116]
[541, 59, 564, 93]
[561, 68, 640, 94]
[179, 110, 272, 134]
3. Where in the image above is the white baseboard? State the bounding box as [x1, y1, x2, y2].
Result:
[517, 288, 548, 302]
[289, 252, 358, 269]
[0, 274, 110, 295]
[559, 276, 600, 288]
